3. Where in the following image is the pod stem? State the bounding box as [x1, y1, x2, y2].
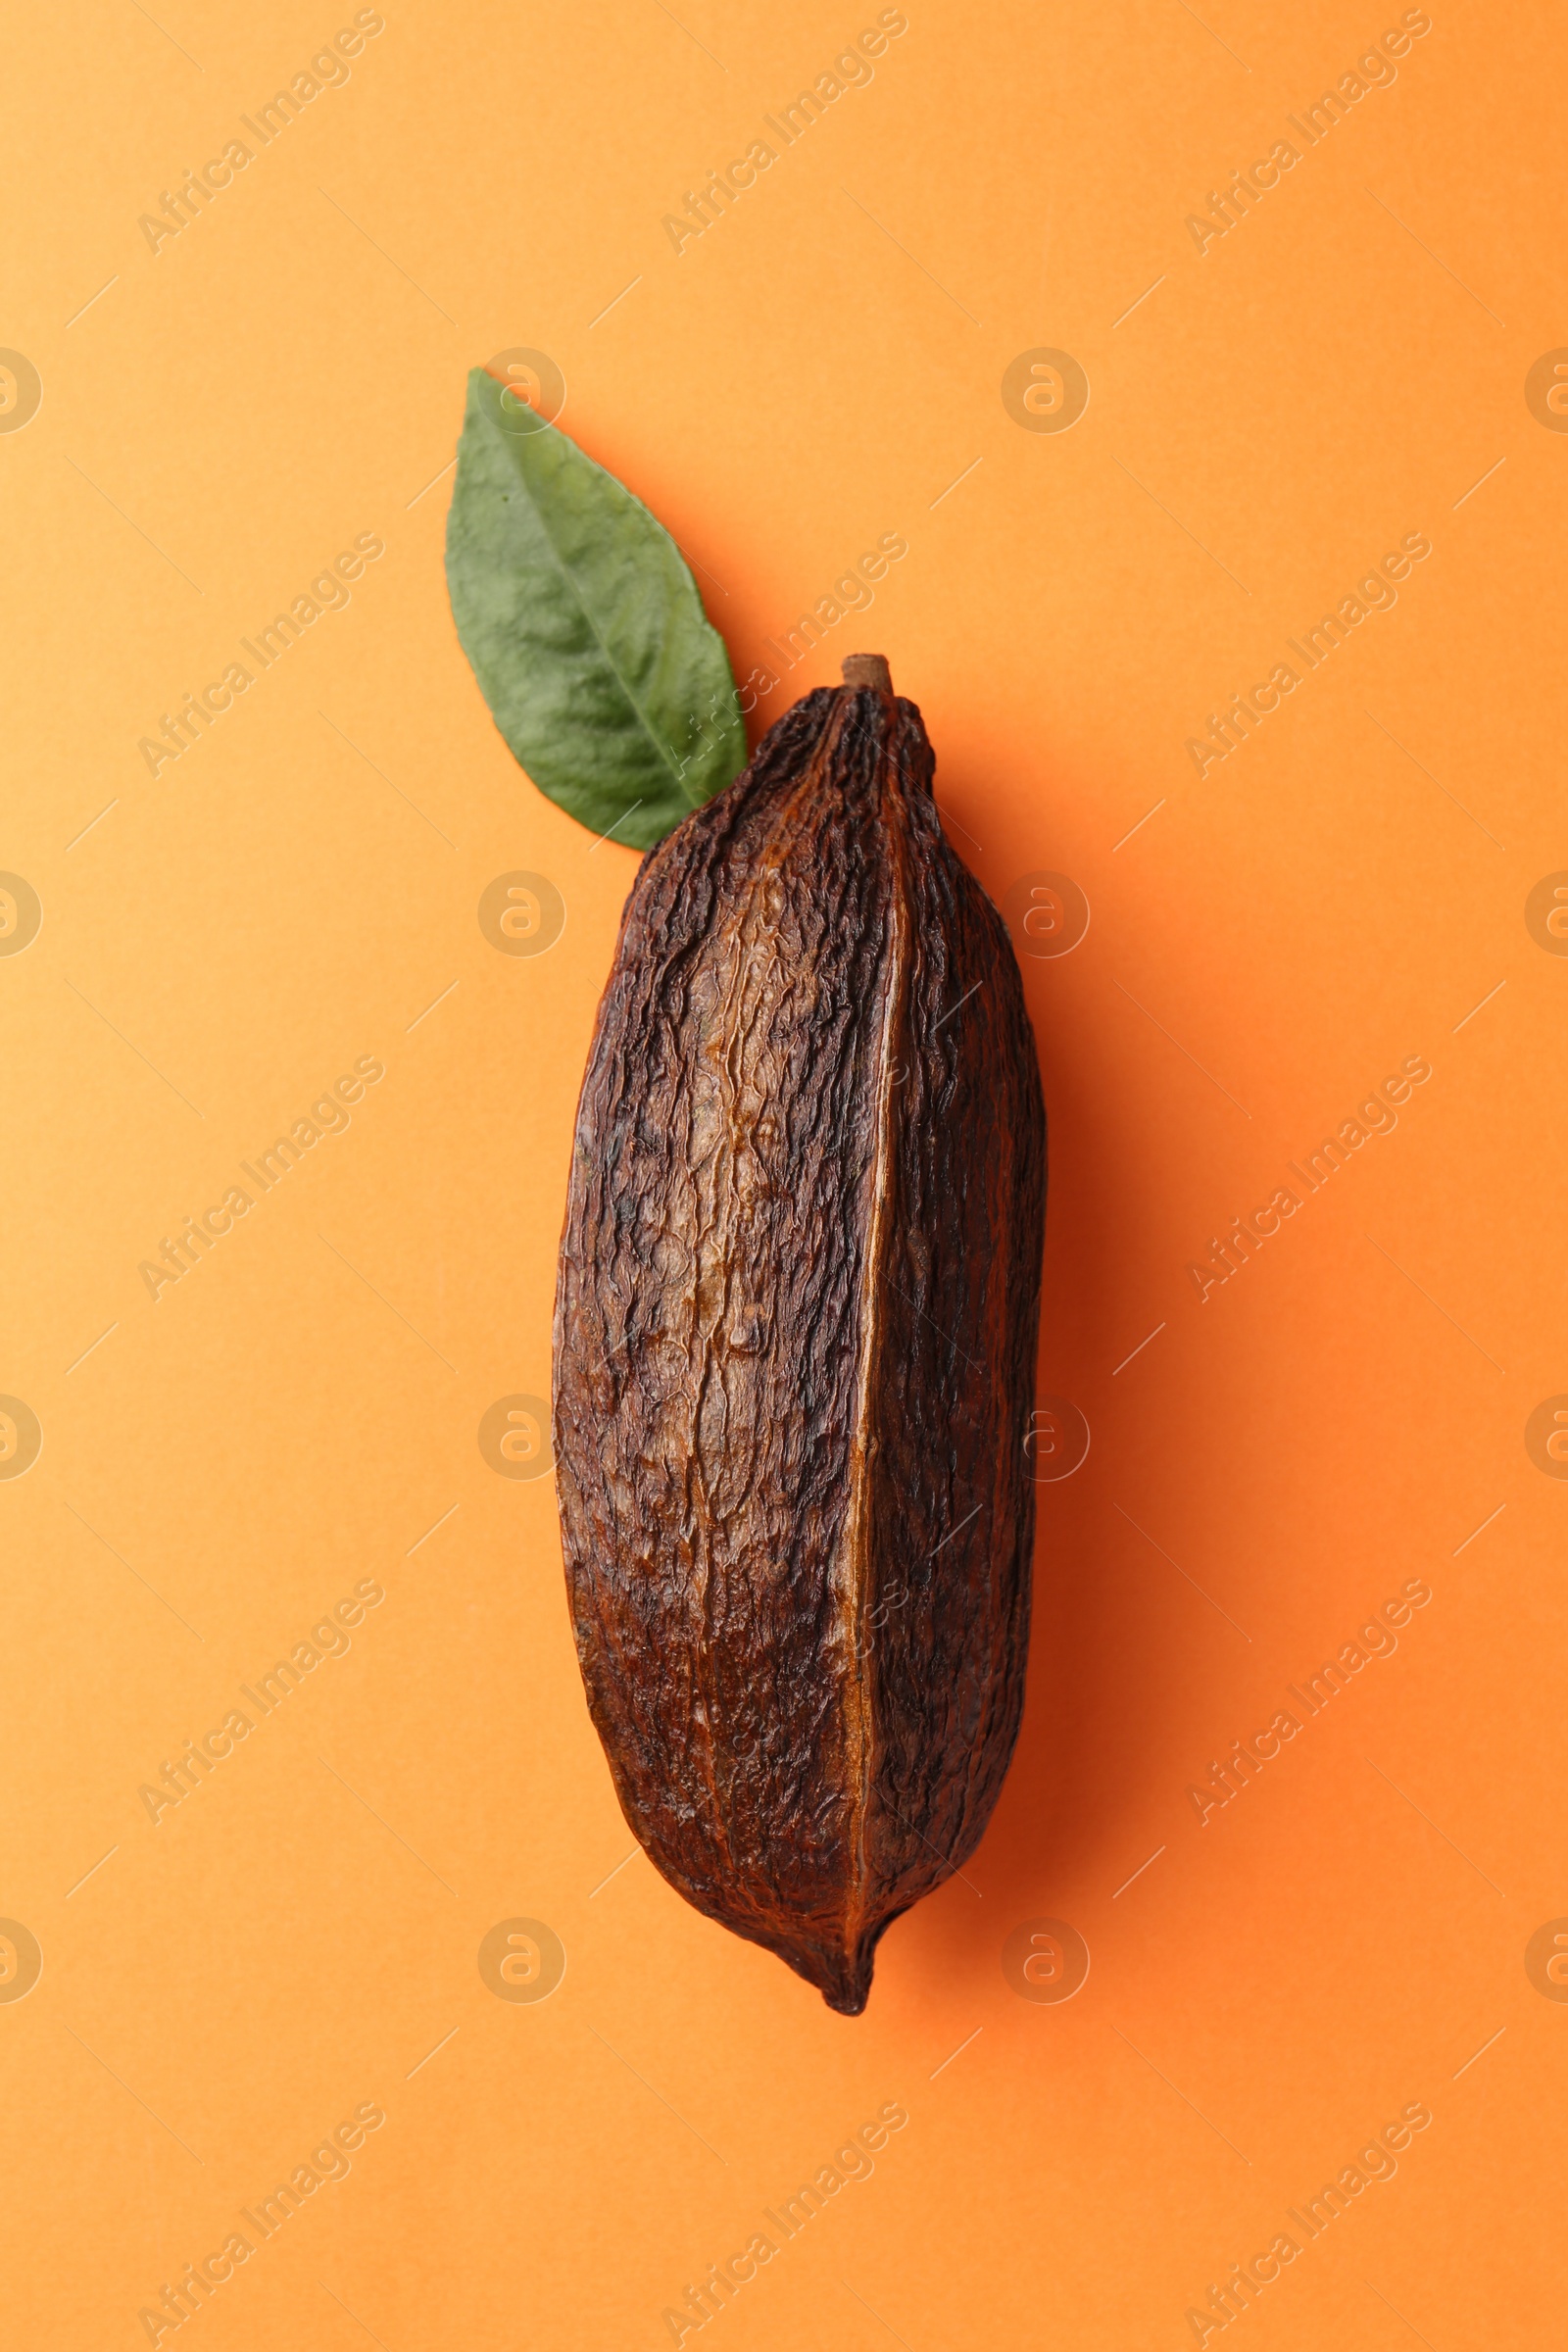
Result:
[841, 654, 893, 696]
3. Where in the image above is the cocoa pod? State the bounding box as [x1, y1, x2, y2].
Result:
[553, 657, 1047, 2012]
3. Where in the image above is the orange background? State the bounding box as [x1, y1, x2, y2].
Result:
[4, 2, 1565, 2345]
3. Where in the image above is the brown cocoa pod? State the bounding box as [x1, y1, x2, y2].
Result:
[553, 657, 1047, 2012]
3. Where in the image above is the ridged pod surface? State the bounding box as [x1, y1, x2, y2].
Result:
[553, 659, 1047, 2012]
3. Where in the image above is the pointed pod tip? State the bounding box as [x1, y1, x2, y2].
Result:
[778, 1933, 877, 2015]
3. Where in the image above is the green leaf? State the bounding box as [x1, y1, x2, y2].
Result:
[445, 368, 747, 849]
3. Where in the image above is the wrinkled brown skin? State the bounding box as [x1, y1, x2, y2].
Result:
[552, 662, 1047, 2013]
